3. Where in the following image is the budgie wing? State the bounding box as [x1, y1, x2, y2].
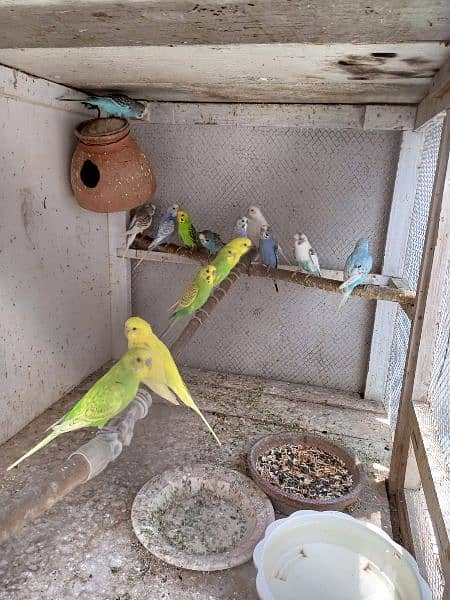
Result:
[309, 248, 320, 271]
[170, 281, 199, 312]
[126, 212, 138, 233]
[189, 222, 197, 242]
[66, 373, 138, 427]
[343, 254, 354, 280]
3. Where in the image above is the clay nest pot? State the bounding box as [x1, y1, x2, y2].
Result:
[248, 432, 365, 515]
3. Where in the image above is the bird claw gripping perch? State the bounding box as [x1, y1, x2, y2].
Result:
[71, 388, 152, 481]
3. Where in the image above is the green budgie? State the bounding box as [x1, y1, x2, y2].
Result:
[7, 347, 154, 470]
[177, 210, 197, 249]
[161, 265, 216, 337]
[211, 237, 253, 286]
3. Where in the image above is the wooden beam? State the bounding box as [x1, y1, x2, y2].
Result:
[416, 58, 450, 129]
[1, 43, 448, 106]
[365, 130, 422, 402]
[118, 244, 416, 306]
[391, 278, 416, 320]
[1, 2, 449, 48]
[389, 111, 450, 578]
[108, 213, 131, 359]
[412, 405, 450, 584]
[141, 101, 416, 131]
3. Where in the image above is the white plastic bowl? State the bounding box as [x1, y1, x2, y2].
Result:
[253, 511, 431, 600]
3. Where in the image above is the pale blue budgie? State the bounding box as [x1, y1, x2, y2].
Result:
[58, 94, 147, 119]
[125, 202, 156, 253]
[247, 205, 291, 264]
[234, 216, 249, 238]
[198, 230, 225, 255]
[147, 204, 179, 252]
[293, 233, 321, 277]
[259, 225, 279, 292]
[338, 238, 373, 308]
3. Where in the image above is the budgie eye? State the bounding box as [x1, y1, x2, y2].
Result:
[136, 357, 142, 363]
[132, 327, 137, 331]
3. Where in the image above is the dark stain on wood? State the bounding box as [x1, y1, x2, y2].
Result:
[337, 54, 439, 80]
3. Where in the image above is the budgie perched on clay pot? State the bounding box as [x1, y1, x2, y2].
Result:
[197, 230, 224, 255]
[58, 94, 148, 119]
[211, 237, 253, 287]
[259, 225, 279, 292]
[161, 265, 217, 336]
[177, 210, 197, 249]
[7, 348, 154, 470]
[294, 233, 321, 278]
[338, 238, 373, 309]
[125, 202, 156, 253]
[125, 316, 221, 445]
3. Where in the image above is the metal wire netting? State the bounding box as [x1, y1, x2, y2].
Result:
[384, 116, 444, 428]
[428, 259, 450, 462]
[406, 484, 445, 599]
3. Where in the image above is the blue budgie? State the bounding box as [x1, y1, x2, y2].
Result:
[247, 205, 291, 265]
[293, 233, 321, 277]
[234, 216, 249, 238]
[134, 204, 178, 269]
[259, 225, 279, 292]
[198, 230, 225, 255]
[338, 238, 373, 308]
[58, 94, 147, 119]
[147, 204, 179, 252]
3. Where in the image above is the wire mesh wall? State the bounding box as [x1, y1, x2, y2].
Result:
[131, 123, 400, 394]
[384, 114, 448, 599]
[384, 116, 444, 428]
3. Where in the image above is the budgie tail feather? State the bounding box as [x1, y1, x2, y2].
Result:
[176, 383, 221, 446]
[7, 430, 61, 470]
[338, 273, 363, 310]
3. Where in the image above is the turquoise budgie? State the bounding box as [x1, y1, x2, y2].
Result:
[58, 94, 147, 119]
[339, 238, 373, 308]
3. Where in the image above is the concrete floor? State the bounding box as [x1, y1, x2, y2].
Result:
[0, 367, 392, 600]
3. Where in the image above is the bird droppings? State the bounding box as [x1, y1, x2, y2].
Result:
[155, 488, 247, 555]
[256, 444, 354, 500]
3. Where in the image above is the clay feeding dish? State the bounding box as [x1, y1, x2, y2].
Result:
[248, 432, 364, 515]
[131, 463, 275, 571]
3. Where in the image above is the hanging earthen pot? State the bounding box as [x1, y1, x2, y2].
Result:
[71, 118, 156, 213]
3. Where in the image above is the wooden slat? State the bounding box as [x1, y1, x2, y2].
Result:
[365, 130, 422, 402]
[389, 110, 450, 586]
[412, 405, 450, 584]
[1, 43, 448, 106]
[140, 101, 417, 131]
[108, 213, 131, 359]
[391, 277, 416, 320]
[416, 58, 450, 128]
[0, 1, 448, 48]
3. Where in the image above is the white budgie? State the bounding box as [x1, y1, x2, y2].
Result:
[294, 233, 321, 277]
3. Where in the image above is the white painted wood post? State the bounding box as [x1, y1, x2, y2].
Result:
[365, 130, 424, 402]
[108, 213, 131, 359]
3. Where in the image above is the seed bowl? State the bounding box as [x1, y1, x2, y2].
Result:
[131, 463, 275, 571]
[248, 433, 364, 514]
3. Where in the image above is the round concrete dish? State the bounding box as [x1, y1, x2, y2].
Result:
[248, 432, 365, 515]
[131, 464, 275, 571]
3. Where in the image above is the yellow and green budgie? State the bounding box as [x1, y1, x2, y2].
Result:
[125, 316, 221, 445]
[7, 347, 154, 470]
[211, 237, 253, 286]
[162, 264, 216, 336]
[177, 210, 197, 249]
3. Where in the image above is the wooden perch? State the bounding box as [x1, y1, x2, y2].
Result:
[0, 389, 152, 545]
[119, 239, 416, 308]
[170, 251, 255, 359]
